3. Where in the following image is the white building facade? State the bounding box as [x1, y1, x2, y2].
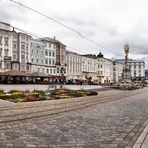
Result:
[0, 22, 32, 73]
[66, 51, 82, 80]
[115, 59, 145, 81]
[81, 55, 97, 82]
[113, 60, 123, 83]
[31, 38, 56, 75]
[0, 25, 13, 72]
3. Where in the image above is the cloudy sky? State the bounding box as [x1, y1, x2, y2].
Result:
[0, 0, 148, 67]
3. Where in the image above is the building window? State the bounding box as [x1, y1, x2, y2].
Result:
[21, 54, 25, 59]
[101, 65, 102, 68]
[46, 69, 49, 73]
[50, 69, 52, 74]
[0, 37, 2, 45]
[52, 60, 55, 65]
[27, 66, 29, 70]
[49, 43, 51, 47]
[13, 54, 17, 59]
[26, 56, 28, 61]
[4, 37, 9, 46]
[57, 68, 59, 73]
[0, 63, 2, 68]
[26, 46, 28, 51]
[21, 35, 25, 40]
[45, 59, 48, 64]
[49, 59, 51, 65]
[134, 70, 136, 76]
[53, 69, 56, 74]
[6, 63, 9, 69]
[21, 64, 25, 71]
[49, 51, 51, 56]
[45, 51, 48, 56]
[41, 59, 43, 64]
[52, 52, 55, 57]
[26, 37, 29, 42]
[13, 43, 17, 49]
[32, 58, 34, 62]
[36, 58, 39, 63]
[21, 44, 25, 50]
[4, 49, 9, 56]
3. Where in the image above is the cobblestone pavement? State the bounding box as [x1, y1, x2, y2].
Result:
[0, 88, 148, 148]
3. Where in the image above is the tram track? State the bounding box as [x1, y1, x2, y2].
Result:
[0, 89, 146, 124]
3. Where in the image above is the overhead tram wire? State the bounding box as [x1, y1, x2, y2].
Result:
[9, 0, 121, 57]
[8, 24, 89, 55]
[129, 42, 147, 56]
[127, 42, 148, 61]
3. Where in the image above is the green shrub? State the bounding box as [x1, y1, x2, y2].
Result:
[8, 94, 21, 100]
[32, 90, 46, 95]
[8, 90, 19, 94]
[85, 91, 98, 96]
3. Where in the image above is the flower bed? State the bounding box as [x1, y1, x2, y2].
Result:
[0, 89, 98, 103]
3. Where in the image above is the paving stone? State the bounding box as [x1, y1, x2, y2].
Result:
[0, 88, 148, 147]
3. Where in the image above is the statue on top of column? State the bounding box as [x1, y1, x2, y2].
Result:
[124, 43, 129, 55]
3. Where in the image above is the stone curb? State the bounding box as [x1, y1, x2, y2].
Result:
[133, 122, 148, 148]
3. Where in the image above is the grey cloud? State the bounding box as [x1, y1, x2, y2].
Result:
[55, 15, 97, 27]
[1, 0, 148, 64]
[0, 1, 28, 23]
[130, 43, 148, 54]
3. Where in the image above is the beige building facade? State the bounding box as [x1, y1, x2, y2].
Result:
[97, 52, 113, 84]
[54, 39, 67, 78]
